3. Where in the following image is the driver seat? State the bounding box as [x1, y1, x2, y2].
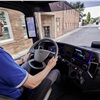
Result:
[28, 78, 53, 100]
[0, 79, 53, 100]
[0, 95, 15, 100]
[21, 62, 61, 100]
[24, 69, 60, 100]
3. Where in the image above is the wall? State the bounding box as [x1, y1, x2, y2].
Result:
[0, 7, 33, 55]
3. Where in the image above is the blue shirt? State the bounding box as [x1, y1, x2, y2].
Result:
[0, 47, 28, 99]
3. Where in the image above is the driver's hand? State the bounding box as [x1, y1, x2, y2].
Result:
[47, 56, 58, 69]
[23, 53, 31, 62]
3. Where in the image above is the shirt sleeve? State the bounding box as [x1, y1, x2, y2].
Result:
[0, 50, 28, 88]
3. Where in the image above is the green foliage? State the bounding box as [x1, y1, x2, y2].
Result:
[90, 18, 95, 24]
[89, 16, 100, 24]
[83, 20, 88, 26]
[70, 1, 85, 21]
[94, 17, 100, 23]
[70, 1, 84, 9]
[86, 12, 91, 23]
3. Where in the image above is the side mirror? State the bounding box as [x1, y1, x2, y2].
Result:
[91, 41, 100, 48]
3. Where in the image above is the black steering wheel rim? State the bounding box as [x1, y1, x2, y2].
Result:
[28, 38, 58, 57]
[28, 38, 58, 69]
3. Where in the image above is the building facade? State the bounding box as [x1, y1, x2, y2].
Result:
[0, 1, 79, 55]
[36, 1, 79, 39]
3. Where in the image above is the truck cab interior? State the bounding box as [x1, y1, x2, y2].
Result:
[0, 1, 100, 100]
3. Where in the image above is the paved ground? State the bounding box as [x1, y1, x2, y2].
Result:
[56, 24, 100, 47]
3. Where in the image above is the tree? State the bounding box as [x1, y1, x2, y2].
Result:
[70, 1, 86, 21]
[70, 1, 84, 9]
[90, 18, 95, 24]
[86, 12, 91, 24]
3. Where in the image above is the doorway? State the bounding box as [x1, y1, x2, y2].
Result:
[44, 26, 50, 37]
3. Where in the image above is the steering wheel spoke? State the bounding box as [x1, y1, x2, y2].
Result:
[48, 51, 55, 58]
[28, 48, 35, 54]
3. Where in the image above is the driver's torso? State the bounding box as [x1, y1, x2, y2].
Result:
[0, 47, 28, 99]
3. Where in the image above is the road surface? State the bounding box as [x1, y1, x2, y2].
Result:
[57, 24, 100, 46]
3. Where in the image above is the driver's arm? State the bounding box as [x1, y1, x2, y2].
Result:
[23, 57, 58, 89]
[15, 58, 24, 65]
[15, 53, 31, 65]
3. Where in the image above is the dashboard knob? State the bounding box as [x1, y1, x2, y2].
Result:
[82, 64, 88, 70]
[91, 57, 96, 62]
[69, 70, 78, 79]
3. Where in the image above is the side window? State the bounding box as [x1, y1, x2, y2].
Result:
[0, 10, 13, 42]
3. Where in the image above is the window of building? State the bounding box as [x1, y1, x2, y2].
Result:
[57, 2, 60, 7]
[21, 14, 27, 38]
[56, 17, 60, 31]
[64, 23, 67, 29]
[44, 26, 50, 37]
[65, 6, 67, 13]
[0, 10, 14, 42]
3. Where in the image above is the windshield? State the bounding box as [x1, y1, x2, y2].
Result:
[0, 1, 100, 58]
[38, 1, 100, 47]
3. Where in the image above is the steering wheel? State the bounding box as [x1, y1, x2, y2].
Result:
[28, 38, 58, 69]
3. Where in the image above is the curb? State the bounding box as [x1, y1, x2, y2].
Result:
[55, 27, 82, 41]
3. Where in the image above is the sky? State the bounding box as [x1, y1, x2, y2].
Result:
[66, 0, 100, 19]
[66, 0, 100, 2]
[83, 6, 100, 18]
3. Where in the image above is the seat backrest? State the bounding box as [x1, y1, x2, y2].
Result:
[0, 95, 15, 100]
[28, 78, 52, 100]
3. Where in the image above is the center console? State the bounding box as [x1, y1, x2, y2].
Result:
[71, 48, 98, 79]
[56, 42, 100, 90]
[45, 42, 100, 90]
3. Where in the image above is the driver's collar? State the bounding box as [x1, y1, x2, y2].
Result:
[0, 46, 3, 49]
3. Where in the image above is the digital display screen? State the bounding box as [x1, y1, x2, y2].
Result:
[88, 62, 98, 78]
[73, 48, 92, 64]
[26, 17, 36, 37]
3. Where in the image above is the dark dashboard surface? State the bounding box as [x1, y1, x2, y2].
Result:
[43, 41, 100, 91]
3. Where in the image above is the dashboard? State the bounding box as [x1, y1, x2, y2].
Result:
[44, 42, 100, 91]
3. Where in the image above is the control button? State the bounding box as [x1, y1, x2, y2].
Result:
[62, 59, 66, 62]
[91, 57, 96, 62]
[69, 70, 78, 79]
[80, 76, 85, 85]
[79, 70, 82, 75]
[71, 58, 75, 63]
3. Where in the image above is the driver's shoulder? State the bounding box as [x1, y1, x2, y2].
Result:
[0, 47, 5, 53]
[0, 46, 12, 58]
